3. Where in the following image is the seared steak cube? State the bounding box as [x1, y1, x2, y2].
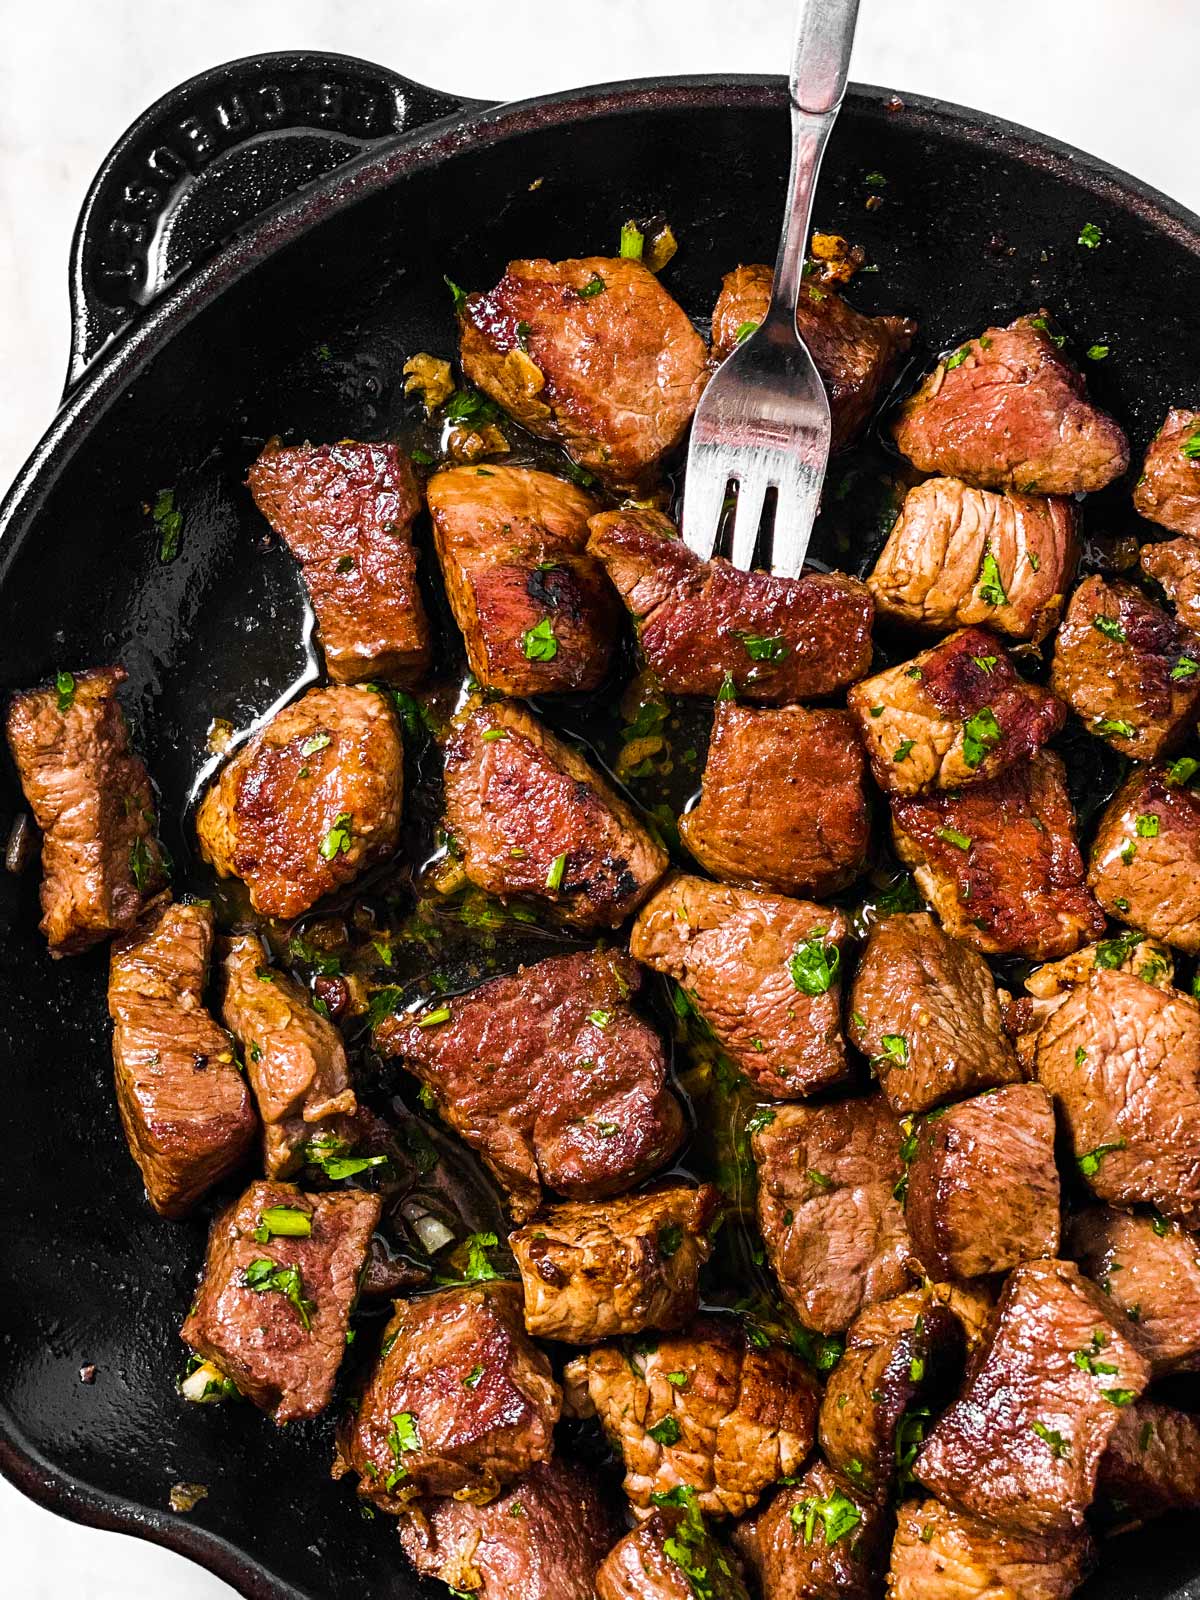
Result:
[220, 934, 357, 1178]
[1133, 408, 1200, 537]
[904, 1084, 1061, 1279]
[375, 949, 682, 1218]
[867, 477, 1078, 643]
[1068, 1206, 1200, 1377]
[426, 464, 617, 695]
[336, 1283, 559, 1508]
[443, 701, 668, 928]
[598, 1495, 749, 1600]
[887, 1499, 1093, 1600]
[181, 1178, 379, 1423]
[196, 685, 403, 919]
[1141, 536, 1200, 630]
[1088, 765, 1200, 953]
[732, 1459, 888, 1600]
[631, 874, 850, 1099]
[397, 1460, 615, 1600]
[680, 704, 868, 899]
[711, 263, 915, 450]
[564, 1317, 818, 1518]
[509, 1183, 718, 1342]
[915, 1258, 1150, 1535]
[587, 507, 873, 702]
[1051, 574, 1200, 759]
[1098, 1400, 1200, 1520]
[891, 751, 1105, 960]
[6, 665, 168, 954]
[246, 440, 430, 684]
[1035, 968, 1200, 1226]
[847, 628, 1064, 796]
[892, 314, 1129, 494]
[108, 902, 256, 1217]
[818, 1289, 965, 1501]
[753, 1096, 913, 1334]
[848, 912, 1022, 1113]
[458, 256, 708, 487]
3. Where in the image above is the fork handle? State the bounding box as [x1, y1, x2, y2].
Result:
[769, 0, 861, 320]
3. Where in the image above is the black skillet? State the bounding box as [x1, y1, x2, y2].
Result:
[1, 49, 1199, 1600]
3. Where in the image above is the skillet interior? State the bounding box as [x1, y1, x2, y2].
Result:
[1, 77, 1199, 1600]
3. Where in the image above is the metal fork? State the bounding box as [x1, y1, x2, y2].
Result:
[681, 0, 862, 578]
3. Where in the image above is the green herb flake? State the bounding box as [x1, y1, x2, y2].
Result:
[55, 670, 76, 712]
[128, 835, 155, 892]
[945, 347, 970, 371]
[251, 1206, 313, 1244]
[789, 1485, 862, 1547]
[1094, 717, 1136, 740]
[576, 273, 606, 299]
[787, 929, 841, 995]
[1086, 344, 1110, 361]
[893, 738, 915, 763]
[962, 705, 1003, 769]
[734, 320, 759, 344]
[1180, 428, 1200, 462]
[619, 220, 644, 259]
[717, 672, 737, 701]
[937, 826, 972, 851]
[1121, 839, 1137, 865]
[1167, 757, 1200, 787]
[1094, 931, 1142, 969]
[1078, 222, 1103, 249]
[1136, 813, 1160, 838]
[972, 655, 997, 674]
[1102, 1388, 1138, 1407]
[740, 632, 787, 663]
[806, 1168, 833, 1190]
[1172, 656, 1199, 680]
[152, 488, 184, 563]
[1031, 1420, 1071, 1457]
[462, 1363, 485, 1390]
[241, 1258, 315, 1332]
[301, 1134, 388, 1182]
[665, 1370, 689, 1388]
[417, 1006, 451, 1029]
[745, 1108, 777, 1135]
[976, 547, 1009, 607]
[462, 1231, 501, 1284]
[1078, 1139, 1126, 1178]
[648, 1415, 682, 1447]
[877, 1034, 909, 1070]
[444, 275, 467, 309]
[658, 1224, 684, 1257]
[319, 812, 353, 861]
[300, 732, 331, 757]
[521, 617, 558, 661]
[545, 852, 568, 891]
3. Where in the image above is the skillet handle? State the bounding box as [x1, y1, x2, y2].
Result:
[64, 50, 486, 395]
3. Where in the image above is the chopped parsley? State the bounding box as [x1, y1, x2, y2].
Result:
[576, 273, 606, 298]
[1031, 1420, 1071, 1458]
[1086, 344, 1110, 361]
[1166, 756, 1199, 786]
[1102, 1388, 1138, 1407]
[962, 705, 1002, 769]
[587, 1009, 613, 1028]
[1135, 813, 1160, 838]
[1093, 614, 1126, 643]
[300, 732, 331, 757]
[55, 670, 75, 712]
[1094, 931, 1142, 969]
[252, 1206, 312, 1243]
[1172, 656, 1199, 680]
[789, 1484, 862, 1546]
[937, 826, 972, 851]
[153, 488, 183, 563]
[385, 1410, 422, 1490]
[972, 655, 997, 674]
[1094, 717, 1136, 739]
[977, 548, 1008, 607]
[481, 727, 508, 741]
[740, 633, 787, 662]
[648, 1415, 682, 1447]
[1181, 428, 1200, 462]
[666, 1370, 689, 1388]
[319, 813, 353, 860]
[787, 929, 841, 995]
[242, 1258, 315, 1331]
[658, 1224, 684, 1257]
[893, 739, 915, 762]
[877, 1034, 909, 1070]
[301, 1134, 388, 1181]
[521, 617, 558, 661]
[945, 347, 970, 371]
[1078, 222, 1103, 249]
[806, 1169, 833, 1190]
[1078, 1139, 1126, 1178]
[651, 1485, 728, 1599]
[128, 835, 155, 892]
[734, 320, 759, 344]
[717, 672, 737, 701]
[461, 1231, 502, 1284]
[745, 1108, 777, 1134]
[462, 1364, 485, 1390]
[443, 275, 467, 309]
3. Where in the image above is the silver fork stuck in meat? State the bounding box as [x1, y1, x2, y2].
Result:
[681, 0, 862, 577]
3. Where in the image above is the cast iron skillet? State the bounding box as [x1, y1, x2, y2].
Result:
[1, 50, 1199, 1600]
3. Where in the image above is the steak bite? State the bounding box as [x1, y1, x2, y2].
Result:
[891, 314, 1129, 494]
[181, 1178, 379, 1424]
[598, 1494, 749, 1600]
[680, 703, 868, 899]
[1067, 1206, 1200, 1377]
[1088, 765, 1200, 953]
[426, 464, 617, 695]
[1133, 408, 1200, 537]
[753, 1096, 914, 1335]
[1141, 536, 1200, 630]
[1098, 1400, 1200, 1521]
[509, 1183, 718, 1343]
[631, 875, 850, 1099]
[246, 439, 431, 684]
[442, 701, 668, 928]
[904, 1084, 1062, 1279]
[195, 685, 403, 920]
[847, 628, 1065, 797]
[397, 1459, 615, 1600]
[887, 1498, 1093, 1600]
[375, 949, 682, 1218]
[563, 1316, 818, 1518]
[711, 263, 916, 450]
[732, 1459, 889, 1600]
[458, 255, 709, 487]
[868, 477, 1078, 644]
[848, 912, 1022, 1113]
[914, 1258, 1150, 1536]
[818, 1288, 966, 1502]
[1050, 574, 1200, 759]
[587, 507, 873, 703]
[6, 665, 168, 955]
[108, 902, 256, 1218]
[1034, 967, 1200, 1226]
[336, 1283, 560, 1509]
[220, 934, 357, 1178]
[891, 751, 1105, 960]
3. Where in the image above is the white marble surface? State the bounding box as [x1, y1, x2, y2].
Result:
[1, 1, 1198, 1595]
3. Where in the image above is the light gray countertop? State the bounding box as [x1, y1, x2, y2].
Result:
[1, 1, 1196, 1594]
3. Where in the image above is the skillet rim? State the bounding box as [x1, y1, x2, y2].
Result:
[2, 68, 1200, 1600]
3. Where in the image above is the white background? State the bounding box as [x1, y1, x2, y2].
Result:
[1, 1, 1198, 1594]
